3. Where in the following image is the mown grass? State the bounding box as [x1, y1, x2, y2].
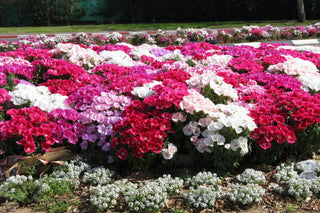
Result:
[0, 20, 319, 34]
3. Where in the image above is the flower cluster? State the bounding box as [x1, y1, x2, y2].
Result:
[13, 24, 320, 47]
[274, 163, 299, 184]
[0, 25, 320, 171]
[236, 168, 266, 184]
[274, 161, 320, 200]
[184, 185, 225, 209]
[227, 183, 265, 205]
[90, 183, 121, 210]
[267, 56, 320, 91]
[51, 157, 91, 180]
[51, 43, 101, 69]
[113, 100, 173, 159]
[0, 88, 10, 111]
[123, 182, 167, 212]
[186, 171, 221, 187]
[82, 166, 114, 185]
[154, 174, 184, 194]
[0, 106, 57, 153]
[9, 83, 69, 112]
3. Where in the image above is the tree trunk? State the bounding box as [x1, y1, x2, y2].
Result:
[66, 0, 70, 26]
[297, 0, 306, 22]
[46, 0, 51, 26]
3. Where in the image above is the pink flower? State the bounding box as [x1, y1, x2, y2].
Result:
[257, 138, 271, 150]
[41, 142, 51, 152]
[171, 112, 187, 123]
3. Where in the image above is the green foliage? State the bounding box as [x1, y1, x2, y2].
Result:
[201, 84, 233, 105]
[0, 176, 37, 204]
[0, 174, 75, 211]
[130, 33, 153, 46]
[13, 0, 85, 26]
[286, 204, 299, 212]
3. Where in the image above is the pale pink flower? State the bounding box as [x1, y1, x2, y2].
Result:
[171, 112, 187, 123]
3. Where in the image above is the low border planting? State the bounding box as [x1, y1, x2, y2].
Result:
[1, 158, 320, 212]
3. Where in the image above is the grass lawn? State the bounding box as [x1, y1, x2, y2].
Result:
[0, 20, 319, 34]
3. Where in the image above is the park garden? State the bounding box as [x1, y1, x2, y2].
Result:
[0, 23, 320, 212]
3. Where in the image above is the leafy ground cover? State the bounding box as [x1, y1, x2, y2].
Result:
[0, 26, 320, 212]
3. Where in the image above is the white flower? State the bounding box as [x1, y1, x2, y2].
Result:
[131, 81, 162, 98]
[52, 43, 101, 68]
[207, 121, 224, 131]
[162, 143, 177, 160]
[130, 43, 157, 59]
[9, 83, 69, 112]
[202, 55, 233, 66]
[230, 137, 249, 156]
[99, 50, 135, 67]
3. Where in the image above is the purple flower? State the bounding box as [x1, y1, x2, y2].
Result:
[82, 133, 89, 141]
[108, 155, 114, 164]
[88, 133, 98, 142]
[151, 48, 171, 57]
[86, 124, 96, 134]
[102, 143, 111, 152]
[80, 141, 88, 150]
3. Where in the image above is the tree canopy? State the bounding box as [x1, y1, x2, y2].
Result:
[0, 0, 319, 27]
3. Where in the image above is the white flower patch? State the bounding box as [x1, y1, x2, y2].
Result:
[267, 56, 318, 75]
[267, 56, 320, 91]
[52, 43, 102, 68]
[181, 96, 256, 155]
[90, 184, 121, 210]
[202, 54, 233, 66]
[227, 183, 265, 205]
[154, 174, 183, 194]
[51, 157, 91, 180]
[99, 50, 136, 67]
[130, 43, 158, 59]
[184, 185, 225, 209]
[82, 166, 114, 185]
[237, 168, 266, 184]
[9, 83, 69, 112]
[131, 80, 162, 98]
[107, 32, 124, 43]
[123, 181, 167, 212]
[186, 171, 221, 187]
[297, 73, 320, 91]
[212, 103, 257, 132]
[186, 70, 238, 101]
[157, 49, 185, 62]
[161, 60, 195, 72]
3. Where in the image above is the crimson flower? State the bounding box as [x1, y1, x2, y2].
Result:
[116, 148, 128, 160]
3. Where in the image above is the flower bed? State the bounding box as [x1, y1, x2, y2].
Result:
[94, 24, 320, 46]
[0, 31, 320, 174]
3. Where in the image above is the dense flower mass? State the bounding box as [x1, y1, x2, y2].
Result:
[0, 27, 320, 167]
